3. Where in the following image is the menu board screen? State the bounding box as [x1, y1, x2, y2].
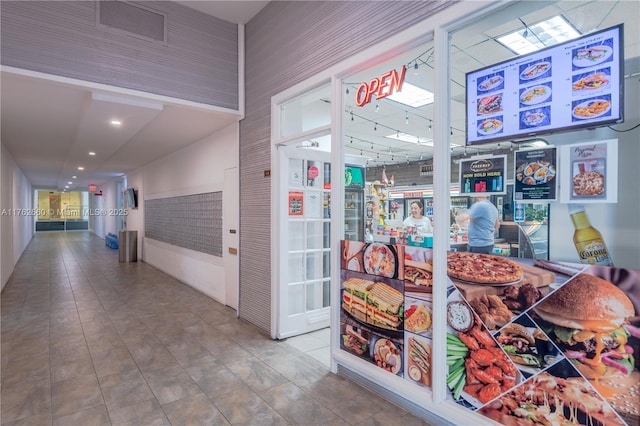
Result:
[466, 24, 623, 145]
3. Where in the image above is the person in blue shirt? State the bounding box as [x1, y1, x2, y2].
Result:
[459, 196, 499, 254]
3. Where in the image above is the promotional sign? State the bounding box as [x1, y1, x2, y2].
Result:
[443, 251, 638, 426]
[459, 155, 507, 196]
[339, 239, 639, 425]
[560, 139, 618, 203]
[288, 192, 303, 216]
[514, 147, 558, 201]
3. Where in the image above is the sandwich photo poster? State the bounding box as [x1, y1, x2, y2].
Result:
[442, 250, 639, 426]
[339, 240, 435, 389]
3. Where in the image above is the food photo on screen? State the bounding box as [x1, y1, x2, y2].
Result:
[571, 94, 612, 121]
[519, 107, 551, 129]
[476, 116, 504, 137]
[572, 68, 611, 94]
[477, 93, 503, 115]
[519, 58, 552, 82]
[519, 83, 552, 107]
[477, 72, 504, 94]
[572, 39, 615, 70]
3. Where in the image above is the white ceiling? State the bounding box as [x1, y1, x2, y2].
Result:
[1, 0, 269, 192]
[341, 0, 639, 166]
[1, 1, 638, 192]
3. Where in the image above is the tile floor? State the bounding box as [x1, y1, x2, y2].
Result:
[1, 232, 436, 425]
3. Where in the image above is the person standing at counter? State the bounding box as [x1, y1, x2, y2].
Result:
[458, 195, 499, 254]
[403, 200, 433, 235]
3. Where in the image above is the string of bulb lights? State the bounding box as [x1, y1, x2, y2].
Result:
[341, 46, 530, 166]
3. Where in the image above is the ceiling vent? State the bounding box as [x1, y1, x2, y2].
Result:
[98, 1, 166, 44]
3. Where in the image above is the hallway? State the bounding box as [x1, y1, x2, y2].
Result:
[1, 232, 432, 425]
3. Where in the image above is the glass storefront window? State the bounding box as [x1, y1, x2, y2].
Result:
[36, 191, 89, 220]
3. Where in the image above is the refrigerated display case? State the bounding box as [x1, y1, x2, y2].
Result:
[344, 165, 365, 241]
[344, 190, 364, 240]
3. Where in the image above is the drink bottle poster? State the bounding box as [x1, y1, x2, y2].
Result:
[514, 147, 558, 201]
[459, 155, 507, 196]
[560, 139, 618, 203]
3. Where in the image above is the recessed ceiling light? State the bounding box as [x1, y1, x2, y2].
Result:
[385, 132, 432, 144]
[110, 120, 122, 126]
[64, 185, 69, 189]
[78, 166, 84, 170]
[89, 151, 96, 156]
[72, 175, 77, 179]
[68, 181, 73, 184]
[497, 15, 580, 55]
[387, 82, 434, 108]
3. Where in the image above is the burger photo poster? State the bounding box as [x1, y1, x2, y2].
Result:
[483, 267, 639, 426]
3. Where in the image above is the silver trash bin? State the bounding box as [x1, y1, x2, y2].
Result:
[118, 230, 138, 262]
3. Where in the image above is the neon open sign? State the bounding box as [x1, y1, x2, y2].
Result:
[355, 65, 406, 107]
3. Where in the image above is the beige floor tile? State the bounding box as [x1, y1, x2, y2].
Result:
[51, 373, 103, 417]
[142, 364, 202, 405]
[161, 393, 229, 425]
[0, 232, 438, 426]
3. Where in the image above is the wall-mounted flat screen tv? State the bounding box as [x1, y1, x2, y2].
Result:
[466, 24, 623, 146]
[125, 188, 138, 209]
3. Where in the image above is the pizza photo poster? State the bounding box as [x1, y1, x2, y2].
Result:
[514, 147, 558, 202]
[443, 250, 639, 426]
[560, 139, 618, 203]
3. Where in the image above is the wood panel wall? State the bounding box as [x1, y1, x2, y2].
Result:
[240, 1, 457, 335]
[0, 1, 239, 109]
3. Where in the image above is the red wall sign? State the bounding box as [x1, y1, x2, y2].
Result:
[355, 65, 406, 107]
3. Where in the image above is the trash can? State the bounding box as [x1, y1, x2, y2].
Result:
[118, 230, 137, 263]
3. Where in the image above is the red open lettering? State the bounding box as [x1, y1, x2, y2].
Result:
[354, 65, 407, 107]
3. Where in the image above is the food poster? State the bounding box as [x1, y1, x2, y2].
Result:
[459, 155, 507, 197]
[404, 246, 434, 389]
[340, 241, 438, 387]
[560, 139, 618, 203]
[514, 147, 557, 201]
[340, 241, 405, 376]
[443, 250, 639, 425]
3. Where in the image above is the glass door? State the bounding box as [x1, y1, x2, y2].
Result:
[277, 142, 331, 338]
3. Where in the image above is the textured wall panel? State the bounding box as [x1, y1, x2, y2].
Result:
[1, 1, 239, 109]
[240, 1, 456, 334]
[145, 192, 222, 257]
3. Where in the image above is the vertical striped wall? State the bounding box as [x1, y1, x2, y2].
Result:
[0, 1, 239, 109]
[240, 1, 456, 335]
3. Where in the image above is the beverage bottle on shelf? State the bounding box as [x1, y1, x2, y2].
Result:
[568, 204, 613, 266]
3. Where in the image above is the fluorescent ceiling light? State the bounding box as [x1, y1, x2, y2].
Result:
[110, 120, 122, 126]
[497, 15, 580, 54]
[89, 151, 96, 156]
[385, 132, 432, 144]
[387, 82, 434, 108]
[77, 166, 84, 170]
